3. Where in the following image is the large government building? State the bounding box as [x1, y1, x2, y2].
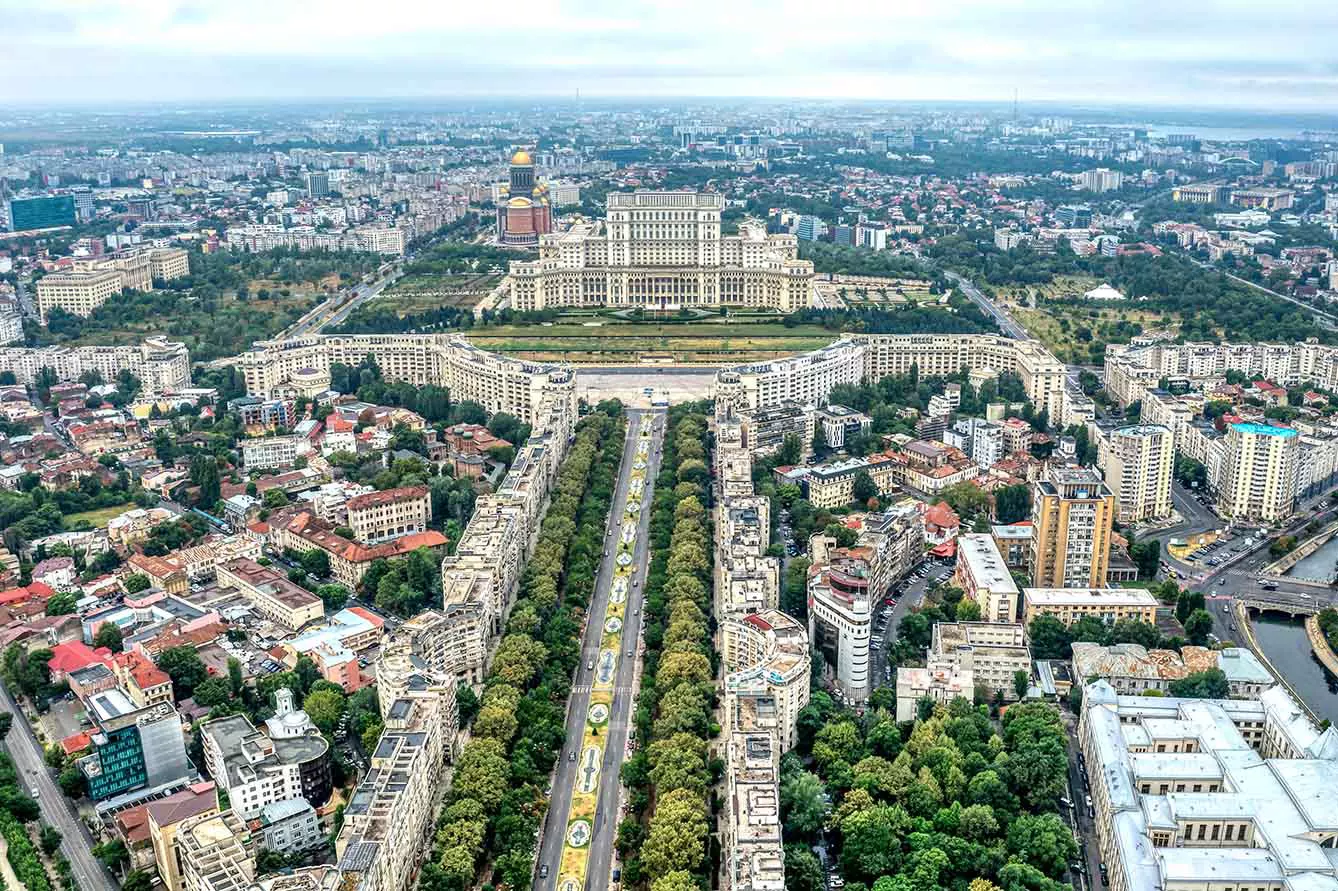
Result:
[507, 190, 814, 312]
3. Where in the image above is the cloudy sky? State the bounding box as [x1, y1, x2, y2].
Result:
[3, 0, 1337, 109]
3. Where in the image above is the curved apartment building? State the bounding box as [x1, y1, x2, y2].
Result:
[238, 333, 575, 424]
[714, 333, 1068, 419]
[507, 191, 813, 312]
[721, 609, 811, 753]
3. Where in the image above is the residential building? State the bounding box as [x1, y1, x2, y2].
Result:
[1022, 586, 1159, 627]
[1030, 467, 1116, 588]
[1081, 168, 1125, 193]
[111, 650, 174, 708]
[1071, 643, 1274, 698]
[955, 533, 1020, 623]
[1101, 425, 1174, 523]
[895, 657, 974, 721]
[816, 404, 872, 449]
[199, 702, 332, 821]
[738, 400, 816, 458]
[36, 270, 124, 322]
[1078, 682, 1338, 891]
[215, 558, 324, 631]
[929, 622, 1031, 702]
[238, 334, 576, 428]
[808, 549, 874, 702]
[147, 782, 221, 891]
[721, 610, 811, 753]
[334, 695, 449, 891]
[241, 435, 302, 471]
[991, 522, 1033, 570]
[1218, 423, 1299, 522]
[721, 733, 785, 891]
[715, 333, 1068, 423]
[344, 486, 430, 543]
[177, 810, 255, 891]
[257, 798, 322, 855]
[507, 191, 813, 312]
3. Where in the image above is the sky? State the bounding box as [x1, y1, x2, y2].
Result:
[3, 0, 1338, 109]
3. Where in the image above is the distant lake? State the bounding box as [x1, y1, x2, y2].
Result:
[1132, 124, 1337, 142]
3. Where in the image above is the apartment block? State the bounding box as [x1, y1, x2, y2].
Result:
[199, 706, 331, 821]
[955, 533, 1020, 623]
[177, 810, 255, 891]
[241, 435, 302, 471]
[1030, 467, 1115, 588]
[216, 558, 324, 631]
[721, 733, 785, 891]
[36, 269, 123, 322]
[147, 782, 221, 891]
[895, 658, 975, 721]
[343, 485, 431, 543]
[1101, 425, 1174, 523]
[929, 621, 1031, 702]
[721, 610, 811, 753]
[1218, 422, 1299, 522]
[1022, 586, 1159, 627]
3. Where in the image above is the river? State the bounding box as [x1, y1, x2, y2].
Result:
[1283, 535, 1338, 583]
[1249, 615, 1338, 725]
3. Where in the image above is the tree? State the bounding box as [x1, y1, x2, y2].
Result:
[300, 549, 331, 579]
[852, 470, 878, 504]
[994, 484, 1032, 524]
[1007, 813, 1078, 878]
[776, 434, 803, 467]
[641, 788, 708, 876]
[0, 712, 10, 740]
[122, 872, 155, 891]
[1013, 669, 1030, 701]
[1183, 609, 1214, 646]
[227, 657, 244, 697]
[1027, 615, 1072, 660]
[44, 591, 79, 617]
[155, 646, 208, 698]
[58, 765, 86, 799]
[123, 573, 151, 594]
[193, 677, 233, 708]
[189, 454, 221, 507]
[1168, 668, 1230, 699]
[92, 622, 124, 654]
[92, 839, 129, 871]
[39, 825, 62, 856]
[263, 488, 290, 508]
[303, 688, 346, 733]
[780, 768, 829, 840]
[784, 845, 826, 891]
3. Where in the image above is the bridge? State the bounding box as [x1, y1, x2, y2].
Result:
[1237, 595, 1322, 617]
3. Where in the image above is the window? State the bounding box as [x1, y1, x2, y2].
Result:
[1197, 824, 1207, 840]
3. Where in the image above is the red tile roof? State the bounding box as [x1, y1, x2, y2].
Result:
[47, 641, 114, 675]
[345, 485, 428, 511]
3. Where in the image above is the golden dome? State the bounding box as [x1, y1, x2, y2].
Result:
[507, 196, 533, 208]
[510, 149, 533, 166]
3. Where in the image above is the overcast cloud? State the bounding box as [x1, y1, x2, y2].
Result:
[2, 0, 1337, 108]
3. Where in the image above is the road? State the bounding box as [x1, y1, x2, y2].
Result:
[281, 261, 404, 339]
[534, 409, 665, 891]
[869, 561, 955, 684]
[1196, 261, 1338, 332]
[0, 683, 118, 891]
[943, 271, 1033, 341]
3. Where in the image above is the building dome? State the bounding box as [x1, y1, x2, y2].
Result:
[510, 149, 532, 166]
[508, 196, 533, 208]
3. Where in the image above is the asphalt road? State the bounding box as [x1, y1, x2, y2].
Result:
[942, 270, 1033, 341]
[534, 408, 665, 891]
[869, 560, 955, 685]
[0, 683, 118, 891]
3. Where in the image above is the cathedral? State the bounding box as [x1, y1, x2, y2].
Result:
[495, 148, 552, 246]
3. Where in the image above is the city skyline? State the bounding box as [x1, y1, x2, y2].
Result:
[4, 0, 1338, 110]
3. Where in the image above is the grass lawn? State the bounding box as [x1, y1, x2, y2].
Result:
[1013, 305, 1183, 366]
[468, 319, 836, 364]
[66, 503, 137, 528]
[376, 273, 503, 310]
